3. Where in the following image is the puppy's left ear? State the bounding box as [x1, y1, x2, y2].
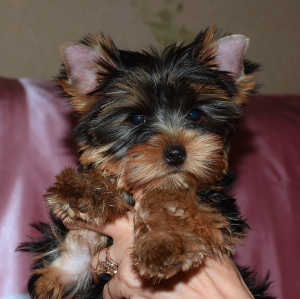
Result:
[215, 35, 249, 80]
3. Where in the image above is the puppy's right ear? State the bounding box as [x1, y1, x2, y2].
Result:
[58, 34, 119, 113]
[60, 43, 101, 95]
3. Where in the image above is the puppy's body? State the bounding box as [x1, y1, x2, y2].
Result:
[18, 28, 275, 298]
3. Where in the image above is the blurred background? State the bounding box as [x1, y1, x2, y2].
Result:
[1, 1, 300, 299]
[0, 0, 299, 94]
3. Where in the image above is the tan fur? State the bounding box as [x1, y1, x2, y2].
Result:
[193, 26, 217, 67]
[234, 73, 258, 106]
[133, 189, 243, 280]
[34, 28, 258, 294]
[42, 131, 232, 283]
[57, 33, 118, 115]
[109, 130, 226, 194]
[32, 229, 107, 299]
[45, 167, 131, 225]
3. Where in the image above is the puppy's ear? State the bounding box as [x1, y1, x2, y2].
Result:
[215, 35, 249, 80]
[215, 34, 259, 105]
[192, 28, 259, 105]
[60, 43, 102, 95]
[58, 34, 119, 113]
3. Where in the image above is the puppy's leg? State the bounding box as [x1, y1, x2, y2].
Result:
[33, 229, 105, 298]
[45, 166, 130, 225]
[17, 218, 108, 298]
[133, 189, 242, 280]
[23, 167, 130, 298]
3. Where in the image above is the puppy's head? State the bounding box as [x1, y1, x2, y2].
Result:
[57, 28, 259, 193]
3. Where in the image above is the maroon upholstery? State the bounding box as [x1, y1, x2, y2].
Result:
[0, 78, 299, 298]
[230, 94, 300, 298]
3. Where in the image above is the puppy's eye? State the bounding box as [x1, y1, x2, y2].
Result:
[187, 109, 202, 123]
[128, 115, 147, 126]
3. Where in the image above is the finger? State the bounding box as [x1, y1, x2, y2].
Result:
[62, 218, 101, 232]
[98, 211, 135, 239]
[63, 222, 81, 230]
[91, 246, 121, 283]
[91, 248, 105, 283]
[103, 263, 148, 299]
[202, 256, 254, 298]
[103, 280, 123, 299]
[63, 210, 134, 239]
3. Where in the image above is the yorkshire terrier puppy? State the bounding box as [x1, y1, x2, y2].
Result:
[18, 27, 274, 298]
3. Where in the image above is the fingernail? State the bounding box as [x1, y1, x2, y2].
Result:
[98, 273, 112, 281]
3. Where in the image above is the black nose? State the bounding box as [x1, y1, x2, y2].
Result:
[163, 144, 186, 166]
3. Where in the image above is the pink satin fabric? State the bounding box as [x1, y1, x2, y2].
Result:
[0, 78, 76, 298]
[0, 78, 299, 298]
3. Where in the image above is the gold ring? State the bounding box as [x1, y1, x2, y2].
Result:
[106, 247, 118, 269]
[93, 247, 118, 280]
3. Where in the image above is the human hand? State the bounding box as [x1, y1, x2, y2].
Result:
[87, 212, 254, 299]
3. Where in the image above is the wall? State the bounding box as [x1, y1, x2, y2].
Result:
[0, 0, 299, 94]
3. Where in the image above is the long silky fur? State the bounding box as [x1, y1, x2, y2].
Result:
[239, 266, 275, 299]
[17, 27, 274, 298]
[18, 215, 274, 298]
[17, 216, 108, 298]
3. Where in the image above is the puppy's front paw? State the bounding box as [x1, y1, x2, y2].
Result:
[133, 223, 202, 280]
[133, 189, 238, 280]
[45, 167, 129, 225]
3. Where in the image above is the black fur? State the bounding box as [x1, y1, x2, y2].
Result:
[239, 267, 275, 299]
[17, 28, 274, 298]
[18, 214, 274, 299]
[74, 44, 248, 161]
[197, 173, 250, 237]
[17, 216, 107, 299]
